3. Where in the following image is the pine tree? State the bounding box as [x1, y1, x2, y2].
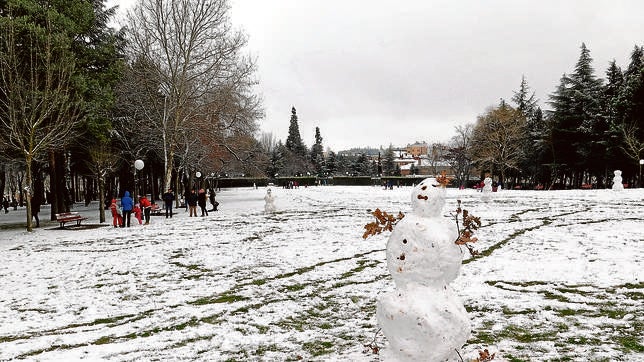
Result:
[512, 76, 543, 184]
[310, 127, 324, 175]
[613, 45, 644, 182]
[383, 145, 396, 176]
[286, 106, 308, 158]
[511, 75, 538, 119]
[325, 151, 337, 176]
[548, 43, 603, 186]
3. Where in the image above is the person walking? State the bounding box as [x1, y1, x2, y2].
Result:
[187, 189, 198, 217]
[163, 189, 174, 218]
[208, 188, 218, 211]
[120, 191, 134, 227]
[31, 193, 41, 227]
[139, 195, 152, 224]
[198, 189, 208, 216]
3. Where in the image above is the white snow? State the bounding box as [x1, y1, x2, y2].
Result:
[1, 186, 643, 361]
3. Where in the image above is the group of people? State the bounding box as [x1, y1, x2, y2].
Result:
[185, 189, 211, 217]
[109, 191, 153, 228]
[2, 196, 18, 213]
[110, 188, 219, 227]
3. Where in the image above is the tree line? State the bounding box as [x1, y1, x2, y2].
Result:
[264, 43, 644, 191]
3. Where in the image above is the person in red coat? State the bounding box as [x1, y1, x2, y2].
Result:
[133, 203, 142, 225]
[139, 195, 152, 225]
[110, 198, 123, 228]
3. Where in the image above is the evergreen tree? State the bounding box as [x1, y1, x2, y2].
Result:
[511, 76, 543, 185]
[286, 106, 308, 158]
[382, 145, 396, 176]
[548, 43, 603, 186]
[325, 151, 337, 176]
[310, 127, 325, 175]
[600, 60, 626, 184]
[267, 141, 285, 177]
[351, 153, 371, 176]
[613, 45, 644, 179]
[511, 75, 538, 119]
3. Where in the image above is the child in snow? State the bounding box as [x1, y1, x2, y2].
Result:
[133, 203, 142, 225]
[110, 198, 123, 228]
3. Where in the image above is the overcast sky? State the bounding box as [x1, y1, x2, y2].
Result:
[108, 0, 644, 152]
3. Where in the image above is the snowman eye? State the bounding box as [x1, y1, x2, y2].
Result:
[421, 186, 427, 190]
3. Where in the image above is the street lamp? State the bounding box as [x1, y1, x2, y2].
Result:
[134, 159, 144, 200]
[195, 171, 202, 190]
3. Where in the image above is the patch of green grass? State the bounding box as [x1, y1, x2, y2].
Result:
[285, 284, 305, 292]
[93, 336, 113, 345]
[190, 293, 249, 305]
[302, 340, 335, 357]
[502, 306, 536, 315]
[616, 336, 644, 352]
[253, 343, 280, 355]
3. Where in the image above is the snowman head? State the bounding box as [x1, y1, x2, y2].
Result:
[484, 177, 492, 185]
[614, 170, 622, 176]
[411, 178, 445, 217]
[267, 188, 272, 194]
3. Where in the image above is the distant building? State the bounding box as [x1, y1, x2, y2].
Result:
[406, 142, 428, 157]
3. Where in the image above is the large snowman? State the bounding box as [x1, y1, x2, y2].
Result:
[612, 170, 624, 191]
[376, 178, 470, 361]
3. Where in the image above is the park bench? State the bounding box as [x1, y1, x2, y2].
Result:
[55, 212, 88, 228]
[581, 183, 593, 189]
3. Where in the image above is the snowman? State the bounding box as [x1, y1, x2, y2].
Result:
[481, 177, 493, 201]
[612, 170, 623, 191]
[376, 177, 470, 361]
[264, 188, 276, 213]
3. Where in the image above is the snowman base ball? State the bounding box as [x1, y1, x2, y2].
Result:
[376, 284, 470, 362]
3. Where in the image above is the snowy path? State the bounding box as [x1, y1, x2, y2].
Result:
[0, 186, 642, 361]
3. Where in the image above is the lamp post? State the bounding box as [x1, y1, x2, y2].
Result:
[195, 171, 202, 190]
[134, 159, 144, 201]
[639, 159, 643, 188]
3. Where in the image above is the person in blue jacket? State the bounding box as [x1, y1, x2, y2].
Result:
[120, 191, 134, 227]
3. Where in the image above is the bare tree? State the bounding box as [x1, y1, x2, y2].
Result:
[445, 124, 475, 188]
[621, 121, 644, 166]
[87, 143, 119, 223]
[471, 102, 527, 185]
[125, 0, 261, 191]
[0, 10, 79, 231]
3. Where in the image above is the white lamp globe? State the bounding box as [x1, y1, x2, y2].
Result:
[134, 159, 144, 170]
[196, 171, 202, 178]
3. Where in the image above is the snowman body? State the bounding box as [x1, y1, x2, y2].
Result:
[376, 178, 470, 361]
[481, 177, 493, 201]
[612, 170, 623, 191]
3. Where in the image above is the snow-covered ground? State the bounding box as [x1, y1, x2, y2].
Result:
[0, 185, 642, 361]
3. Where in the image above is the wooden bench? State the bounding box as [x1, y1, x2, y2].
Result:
[55, 212, 88, 228]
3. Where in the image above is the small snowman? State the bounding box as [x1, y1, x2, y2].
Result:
[612, 170, 624, 191]
[376, 177, 470, 361]
[264, 188, 276, 213]
[481, 177, 493, 201]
